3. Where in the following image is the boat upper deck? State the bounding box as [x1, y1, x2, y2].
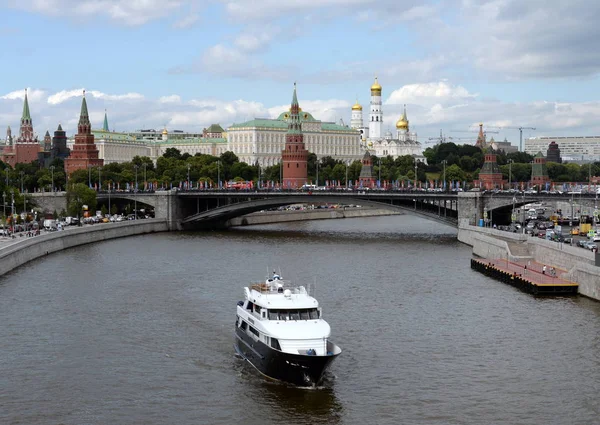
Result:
[244, 274, 318, 309]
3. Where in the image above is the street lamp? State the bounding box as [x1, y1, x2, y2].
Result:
[143, 163, 147, 191]
[134, 165, 138, 220]
[441, 159, 447, 192]
[316, 160, 320, 187]
[508, 159, 514, 189]
[88, 165, 92, 189]
[98, 167, 102, 192]
[217, 160, 221, 189]
[345, 161, 349, 189]
[19, 171, 24, 193]
[187, 163, 191, 190]
[50, 165, 55, 193]
[378, 158, 381, 185]
[2, 192, 5, 235]
[414, 160, 418, 190]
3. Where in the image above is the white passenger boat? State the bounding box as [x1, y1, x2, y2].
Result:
[234, 272, 342, 386]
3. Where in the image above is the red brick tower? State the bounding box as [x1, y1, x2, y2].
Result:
[475, 123, 486, 149]
[282, 83, 308, 188]
[358, 150, 376, 188]
[65, 91, 104, 176]
[0, 89, 41, 166]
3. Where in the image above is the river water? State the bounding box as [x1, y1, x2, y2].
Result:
[0, 216, 598, 425]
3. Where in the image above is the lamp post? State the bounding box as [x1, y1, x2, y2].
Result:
[98, 167, 102, 192]
[508, 159, 514, 189]
[50, 165, 55, 193]
[316, 161, 319, 187]
[414, 160, 418, 190]
[187, 163, 191, 190]
[134, 165, 138, 220]
[19, 171, 24, 193]
[88, 165, 92, 189]
[345, 161, 349, 190]
[2, 192, 5, 235]
[143, 163, 147, 191]
[217, 160, 221, 189]
[378, 158, 381, 186]
[279, 160, 282, 188]
[441, 159, 447, 192]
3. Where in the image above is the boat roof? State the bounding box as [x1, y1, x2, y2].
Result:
[245, 277, 319, 309]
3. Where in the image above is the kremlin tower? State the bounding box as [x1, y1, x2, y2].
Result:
[475, 123, 486, 149]
[0, 89, 41, 167]
[358, 150, 376, 188]
[64, 91, 104, 176]
[281, 83, 308, 188]
[368, 77, 383, 140]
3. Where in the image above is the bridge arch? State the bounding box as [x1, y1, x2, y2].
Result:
[180, 195, 458, 229]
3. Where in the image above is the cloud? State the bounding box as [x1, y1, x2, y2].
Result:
[386, 82, 478, 106]
[47, 89, 144, 105]
[268, 99, 352, 123]
[6, 0, 191, 26]
[159, 95, 182, 104]
[1, 88, 46, 102]
[172, 13, 200, 29]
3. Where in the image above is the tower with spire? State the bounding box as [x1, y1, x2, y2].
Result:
[1, 89, 42, 166]
[475, 123, 487, 149]
[368, 77, 383, 140]
[5, 126, 12, 146]
[65, 90, 104, 176]
[103, 110, 109, 132]
[281, 83, 308, 188]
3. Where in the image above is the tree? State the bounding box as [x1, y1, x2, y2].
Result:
[66, 183, 97, 220]
[163, 148, 182, 160]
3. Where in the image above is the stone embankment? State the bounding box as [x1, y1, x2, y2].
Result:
[0, 219, 168, 277]
[458, 223, 600, 301]
[226, 207, 401, 226]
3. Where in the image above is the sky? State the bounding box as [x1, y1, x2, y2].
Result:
[1, 0, 600, 149]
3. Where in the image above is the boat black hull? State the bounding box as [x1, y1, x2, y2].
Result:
[234, 328, 338, 387]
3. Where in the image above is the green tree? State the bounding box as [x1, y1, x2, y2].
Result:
[66, 183, 97, 220]
[163, 148, 182, 160]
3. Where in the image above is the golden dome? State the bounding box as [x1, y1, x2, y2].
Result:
[396, 106, 409, 130]
[352, 100, 362, 111]
[162, 127, 168, 135]
[371, 77, 382, 94]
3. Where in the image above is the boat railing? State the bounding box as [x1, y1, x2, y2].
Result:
[249, 280, 308, 295]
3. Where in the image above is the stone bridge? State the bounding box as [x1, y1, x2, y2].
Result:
[28, 190, 595, 230]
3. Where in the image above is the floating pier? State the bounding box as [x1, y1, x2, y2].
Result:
[470, 258, 578, 296]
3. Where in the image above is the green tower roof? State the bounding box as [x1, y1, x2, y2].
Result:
[22, 89, 31, 121]
[78, 91, 91, 127]
[103, 110, 109, 131]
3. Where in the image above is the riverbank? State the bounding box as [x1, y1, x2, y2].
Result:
[226, 207, 401, 226]
[457, 223, 600, 301]
[0, 219, 168, 277]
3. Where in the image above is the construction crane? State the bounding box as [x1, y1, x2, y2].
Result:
[482, 126, 537, 152]
[427, 129, 448, 145]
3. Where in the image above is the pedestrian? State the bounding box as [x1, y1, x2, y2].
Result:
[524, 264, 527, 275]
[542, 265, 547, 275]
[551, 267, 556, 277]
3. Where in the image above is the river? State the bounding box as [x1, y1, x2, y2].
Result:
[0, 215, 598, 425]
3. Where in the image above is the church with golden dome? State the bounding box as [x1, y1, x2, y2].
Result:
[350, 77, 424, 161]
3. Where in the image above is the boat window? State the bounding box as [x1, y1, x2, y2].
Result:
[268, 310, 278, 320]
[254, 305, 261, 314]
[289, 310, 300, 320]
[246, 301, 254, 312]
[271, 338, 281, 350]
[278, 311, 289, 321]
[249, 326, 259, 337]
[240, 320, 247, 330]
[299, 310, 310, 320]
[309, 309, 319, 319]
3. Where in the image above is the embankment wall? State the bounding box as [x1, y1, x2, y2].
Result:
[227, 207, 400, 226]
[0, 219, 168, 277]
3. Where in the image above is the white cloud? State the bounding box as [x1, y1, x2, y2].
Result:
[173, 13, 199, 29]
[268, 99, 352, 123]
[7, 0, 191, 26]
[1, 88, 46, 102]
[159, 95, 182, 104]
[47, 89, 144, 105]
[386, 82, 478, 106]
